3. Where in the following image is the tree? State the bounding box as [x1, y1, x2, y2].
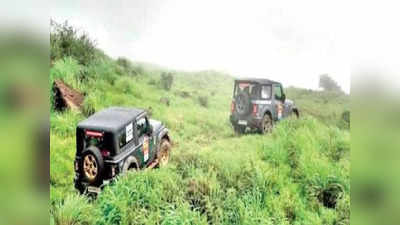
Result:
[319, 74, 342, 92]
[50, 19, 97, 66]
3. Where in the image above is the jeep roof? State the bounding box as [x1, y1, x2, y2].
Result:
[235, 78, 281, 85]
[77, 107, 146, 132]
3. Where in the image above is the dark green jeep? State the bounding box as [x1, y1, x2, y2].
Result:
[74, 107, 171, 194]
[230, 78, 299, 134]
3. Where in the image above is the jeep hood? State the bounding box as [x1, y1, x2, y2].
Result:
[149, 119, 163, 132]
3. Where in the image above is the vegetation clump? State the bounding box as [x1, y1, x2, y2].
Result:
[198, 96, 209, 108]
[160, 72, 174, 91]
[50, 20, 97, 66]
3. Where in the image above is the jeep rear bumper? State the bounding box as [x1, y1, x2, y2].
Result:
[230, 114, 263, 129]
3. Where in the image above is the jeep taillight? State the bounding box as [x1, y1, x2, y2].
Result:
[101, 149, 110, 157]
[231, 101, 235, 113]
[85, 130, 103, 137]
[252, 104, 258, 116]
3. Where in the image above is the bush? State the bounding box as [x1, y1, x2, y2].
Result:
[160, 72, 174, 91]
[337, 110, 350, 129]
[86, 59, 118, 85]
[115, 77, 133, 94]
[51, 195, 96, 225]
[50, 20, 97, 66]
[148, 78, 157, 86]
[82, 92, 98, 117]
[198, 96, 209, 108]
[116, 57, 137, 76]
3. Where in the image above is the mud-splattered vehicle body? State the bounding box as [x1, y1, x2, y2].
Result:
[74, 107, 171, 194]
[230, 78, 299, 134]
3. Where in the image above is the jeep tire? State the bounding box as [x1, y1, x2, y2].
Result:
[81, 146, 104, 185]
[291, 109, 299, 119]
[157, 139, 171, 167]
[260, 114, 273, 134]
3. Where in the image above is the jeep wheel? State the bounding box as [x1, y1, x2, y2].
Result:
[81, 146, 104, 185]
[158, 139, 171, 167]
[260, 114, 273, 134]
[291, 109, 299, 119]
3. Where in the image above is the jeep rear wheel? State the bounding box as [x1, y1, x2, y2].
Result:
[260, 114, 273, 134]
[158, 139, 171, 167]
[81, 146, 104, 185]
[291, 109, 299, 119]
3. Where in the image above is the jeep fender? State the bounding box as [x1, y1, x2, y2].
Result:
[261, 106, 273, 120]
[122, 156, 139, 172]
[157, 128, 170, 143]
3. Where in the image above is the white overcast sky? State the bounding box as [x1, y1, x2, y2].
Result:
[51, 0, 350, 93]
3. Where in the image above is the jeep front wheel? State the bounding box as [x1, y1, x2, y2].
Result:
[81, 146, 104, 185]
[260, 114, 273, 134]
[158, 139, 171, 167]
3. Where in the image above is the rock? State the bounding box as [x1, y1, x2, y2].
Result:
[53, 80, 84, 111]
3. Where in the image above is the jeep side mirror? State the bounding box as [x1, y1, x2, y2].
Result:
[282, 93, 286, 102]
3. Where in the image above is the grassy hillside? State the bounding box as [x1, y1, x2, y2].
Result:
[50, 22, 350, 225]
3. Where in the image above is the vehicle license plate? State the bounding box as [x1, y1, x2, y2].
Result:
[238, 120, 247, 125]
[87, 186, 101, 193]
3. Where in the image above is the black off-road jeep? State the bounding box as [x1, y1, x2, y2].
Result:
[230, 78, 299, 134]
[74, 107, 171, 194]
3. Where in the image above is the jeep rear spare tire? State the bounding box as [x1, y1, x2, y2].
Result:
[81, 146, 104, 185]
[235, 91, 251, 116]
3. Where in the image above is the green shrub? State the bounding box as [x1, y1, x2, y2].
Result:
[50, 20, 97, 66]
[51, 195, 96, 225]
[82, 92, 99, 117]
[160, 72, 174, 91]
[50, 57, 82, 90]
[338, 110, 350, 130]
[116, 57, 137, 76]
[86, 60, 118, 85]
[115, 77, 133, 94]
[148, 78, 157, 86]
[198, 96, 209, 108]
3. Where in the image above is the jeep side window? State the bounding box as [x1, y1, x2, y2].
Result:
[261, 85, 272, 99]
[136, 118, 147, 138]
[274, 84, 283, 100]
[119, 131, 126, 148]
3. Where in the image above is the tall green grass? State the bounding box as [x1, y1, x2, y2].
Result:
[51, 113, 349, 224]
